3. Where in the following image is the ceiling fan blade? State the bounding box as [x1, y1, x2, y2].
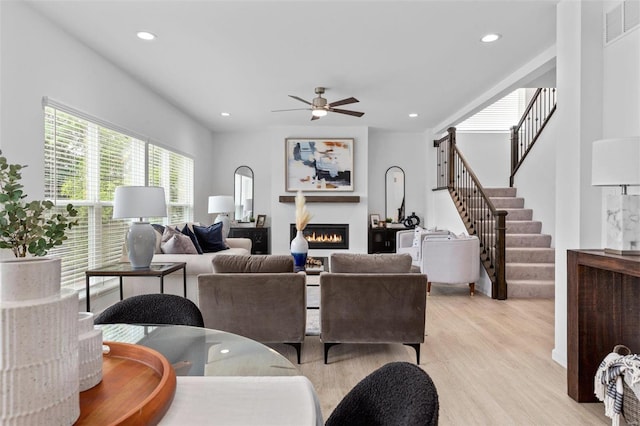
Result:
[272, 108, 312, 112]
[310, 115, 320, 121]
[328, 97, 359, 108]
[329, 108, 365, 117]
[289, 95, 312, 106]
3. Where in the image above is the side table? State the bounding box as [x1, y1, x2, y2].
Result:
[85, 262, 187, 312]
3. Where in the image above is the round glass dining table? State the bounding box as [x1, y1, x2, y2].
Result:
[98, 324, 299, 377]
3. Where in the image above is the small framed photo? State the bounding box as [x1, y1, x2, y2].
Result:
[256, 214, 266, 228]
[370, 214, 380, 228]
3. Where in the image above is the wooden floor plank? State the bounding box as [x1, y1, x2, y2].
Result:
[271, 284, 610, 425]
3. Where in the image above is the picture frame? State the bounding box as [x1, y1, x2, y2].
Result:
[256, 214, 266, 228]
[370, 214, 381, 228]
[285, 138, 354, 192]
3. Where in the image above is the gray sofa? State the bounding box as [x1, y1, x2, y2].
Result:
[320, 253, 427, 364]
[197, 255, 306, 363]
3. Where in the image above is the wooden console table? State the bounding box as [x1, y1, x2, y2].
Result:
[567, 249, 640, 402]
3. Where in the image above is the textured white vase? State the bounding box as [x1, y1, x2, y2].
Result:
[0, 257, 80, 425]
[290, 230, 309, 272]
[78, 312, 103, 392]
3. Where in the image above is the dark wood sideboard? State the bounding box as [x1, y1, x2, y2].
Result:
[567, 249, 640, 402]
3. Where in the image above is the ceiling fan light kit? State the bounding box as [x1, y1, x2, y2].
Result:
[273, 86, 364, 121]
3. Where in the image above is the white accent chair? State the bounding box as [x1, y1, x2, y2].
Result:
[396, 228, 454, 270]
[421, 235, 480, 296]
[396, 228, 480, 295]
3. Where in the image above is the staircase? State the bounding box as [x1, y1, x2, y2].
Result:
[485, 187, 555, 298]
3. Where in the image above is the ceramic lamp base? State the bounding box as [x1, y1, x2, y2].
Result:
[127, 221, 156, 269]
[605, 194, 640, 255]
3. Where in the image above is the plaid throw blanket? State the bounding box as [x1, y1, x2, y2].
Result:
[595, 350, 640, 426]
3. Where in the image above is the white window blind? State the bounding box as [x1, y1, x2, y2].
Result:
[148, 144, 194, 224]
[43, 100, 194, 290]
[456, 89, 526, 133]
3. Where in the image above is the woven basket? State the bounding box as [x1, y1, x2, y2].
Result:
[614, 345, 640, 425]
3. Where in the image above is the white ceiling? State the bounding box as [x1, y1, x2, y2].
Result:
[26, 0, 558, 133]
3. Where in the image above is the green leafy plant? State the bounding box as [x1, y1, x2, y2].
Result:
[0, 150, 78, 257]
[386, 217, 393, 223]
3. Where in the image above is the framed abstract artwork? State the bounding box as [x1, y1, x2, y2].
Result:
[285, 138, 354, 192]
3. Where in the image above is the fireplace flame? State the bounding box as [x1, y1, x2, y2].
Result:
[305, 232, 343, 243]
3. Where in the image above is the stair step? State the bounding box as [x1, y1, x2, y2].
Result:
[503, 208, 533, 220]
[505, 221, 542, 234]
[489, 197, 525, 208]
[505, 248, 555, 263]
[505, 234, 552, 248]
[473, 220, 543, 234]
[506, 263, 555, 280]
[507, 280, 555, 299]
[484, 187, 517, 198]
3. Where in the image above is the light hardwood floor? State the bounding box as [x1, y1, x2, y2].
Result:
[271, 285, 611, 425]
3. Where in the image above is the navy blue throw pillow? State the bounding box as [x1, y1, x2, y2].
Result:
[151, 223, 165, 235]
[193, 223, 228, 253]
[180, 224, 203, 254]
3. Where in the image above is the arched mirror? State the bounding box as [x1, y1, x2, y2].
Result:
[385, 166, 405, 223]
[234, 166, 254, 222]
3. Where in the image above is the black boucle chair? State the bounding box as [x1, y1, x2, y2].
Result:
[325, 362, 439, 426]
[94, 293, 204, 327]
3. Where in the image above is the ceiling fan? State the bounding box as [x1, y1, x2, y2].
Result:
[272, 87, 364, 121]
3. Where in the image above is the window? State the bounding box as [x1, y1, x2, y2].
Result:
[43, 99, 194, 290]
[456, 89, 527, 133]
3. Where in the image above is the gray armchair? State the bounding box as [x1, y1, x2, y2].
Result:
[197, 255, 306, 363]
[320, 253, 427, 364]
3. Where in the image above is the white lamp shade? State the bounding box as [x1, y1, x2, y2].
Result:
[208, 195, 234, 214]
[592, 137, 640, 186]
[113, 186, 167, 219]
[244, 198, 253, 211]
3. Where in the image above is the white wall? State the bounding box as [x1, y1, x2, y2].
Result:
[211, 126, 371, 256]
[512, 116, 558, 240]
[0, 1, 216, 222]
[553, 0, 605, 368]
[368, 130, 427, 223]
[456, 133, 511, 188]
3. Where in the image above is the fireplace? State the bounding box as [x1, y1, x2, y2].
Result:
[290, 224, 349, 250]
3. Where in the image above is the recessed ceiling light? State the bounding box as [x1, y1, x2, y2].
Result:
[220, 112, 230, 117]
[136, 31, 156, 41]
[409, 113, 419, 118]
[481, 33, 501, 43]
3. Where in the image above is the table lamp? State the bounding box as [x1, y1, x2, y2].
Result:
[113, 186, 167, 268]
[208, 195, 234, 238]
[592, 137, 640, 255]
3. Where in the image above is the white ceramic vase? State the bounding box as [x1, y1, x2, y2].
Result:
[290, 230, 309, 272]
[78, 312, 103, 391]
[0, 257, 80, 425]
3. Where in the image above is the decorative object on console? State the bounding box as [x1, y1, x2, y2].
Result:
[592, 137, 640, 255]
[291, 191, 312, 272]
[370, 214, 380, 228]
[0, 258, 79, 425]
[208, 195, 234, 239]
[113, 186, 167, 268]
[256, 214, 266, 228]
[285, 138, 354, 192]
[403, 212, 421, 229]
